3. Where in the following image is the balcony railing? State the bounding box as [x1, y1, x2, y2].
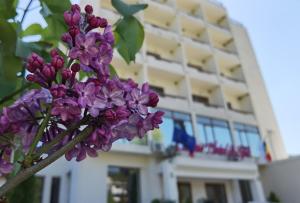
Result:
[227, 103, 253, 115]
[187, 63, 213, 74]
[147, 51, 181, 64]
[221, 73, 245, 83]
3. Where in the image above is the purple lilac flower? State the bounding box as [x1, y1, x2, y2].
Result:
[51, 98, 81, 121]
[0, 4, 164, 168]
[69, 33, 99, 66]
[89, 86, 125, 117]
[75, 82, 98, 108]
[128, 88, 150, 115]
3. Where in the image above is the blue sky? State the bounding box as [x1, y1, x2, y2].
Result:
[19, 0, 300, 155]
[218, 0, 300, 155]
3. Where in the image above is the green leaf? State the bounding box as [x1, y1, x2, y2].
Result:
[22, 24, 44, 37]
[115, 16, 144, 64]
[0, 0, 17, 19]
[42, 14, 68, 46]
[0, 19, 22, 98]
[109, 64, 118, 78]
[40, 0, 71, 14]
[112, 0, 148, 17]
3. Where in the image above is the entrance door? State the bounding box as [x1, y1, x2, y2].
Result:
[178, 182, 193, 203]
[205, 183, 228, 203]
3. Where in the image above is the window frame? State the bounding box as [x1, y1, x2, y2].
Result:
[196, 115, 233, 146]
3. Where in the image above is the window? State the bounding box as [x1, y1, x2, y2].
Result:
[239, 180, 253, 203]
[149, 85, 165, 97]
[197, 116, 232, 147]
[157, 109, 193, 146]
[178, 182, 193, 203]
[234, 123, 261, 157]
[50, 177, 61, 203]
[192, 94, 209, 106]
[107, 166, 140, 203]
[205, 183, 228, 203]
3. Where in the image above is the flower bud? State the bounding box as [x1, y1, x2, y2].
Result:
[27, 53, 44, 71]
[85, 5, 93, 14]
[147, 92, 159, 107]
[71, 4, 81, 12]
[71, 63, 80, 72]
[42, 64, 56, 79]
[116, 106, 130, 119]
[104, 109, 117, 122]
[61, 69, 72, 80]
[50, 84, 67, 98]
[64, 10, 81, 26]
[61, 32, 73, 45]
[69, 26, 80, 38]
[50, 49, 59, 57]
[51, 55, 64, 70]
[98, 17, 108, 28]
[26, 74, 36, 82]
[88, 15, 98, 28]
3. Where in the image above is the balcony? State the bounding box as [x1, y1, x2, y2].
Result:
[145, 32, 182, 64]
[151, 0, 176, 8]
[190, 79, 226, 117]
[202, 1, 230, 31]
[183, 38, 217, 74]
[223, 87, 256, 123]
[148, 68, 189, 111]
[110, 57, 144, 83]
[179, 13, 209, 44]
[215, 47, 243, 80]
[208, 24, 237, 55]
[176, 0, 203, 18]
[144, 1, 177, 32]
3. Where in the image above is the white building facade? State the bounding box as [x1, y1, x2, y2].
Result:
[38, 0, 288, 202]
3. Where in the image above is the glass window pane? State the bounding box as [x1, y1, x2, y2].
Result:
[50, 177, 60, 203]
[184, 121, 193, 136]
[173, 112, 191, 121]
[248, 132, 261, 157]
[205, 125, 214, 144]
[107, 166, 140, 203]
[214, 127, 232, 147]
[212, 119, 228, 128]
[160, 116, 174, 146]
[197, 123, 206, 144]
[197, 116, 210, 125]
[178, 183, 193, 203]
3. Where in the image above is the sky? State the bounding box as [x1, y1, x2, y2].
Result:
[18, 0, 300, 155]
[218, 0, 300, 155]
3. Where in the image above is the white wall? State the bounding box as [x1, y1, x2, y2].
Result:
[260, 156, 300, 203]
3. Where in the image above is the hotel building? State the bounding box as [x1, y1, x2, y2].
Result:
[37, 0, 288, 202]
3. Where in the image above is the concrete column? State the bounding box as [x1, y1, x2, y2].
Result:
[250, 179, 266, 202]
[231, 180, 242, 203]
[161, 160, 178, 202]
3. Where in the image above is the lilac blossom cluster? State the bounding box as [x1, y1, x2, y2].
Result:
[0, 4, 163, 176]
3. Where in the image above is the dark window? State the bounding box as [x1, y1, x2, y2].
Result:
[149, 85, 165, 97]
[234, 123, 261, 157]
[205, 183, 228, 203]
[239, 180, 253, 203]
[197, 116, 232, 147]
[50, 177, 61, 203]
[107, 166, 140, 203]
[192, 95, 209, 106]
[178, 182, 193, 203]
